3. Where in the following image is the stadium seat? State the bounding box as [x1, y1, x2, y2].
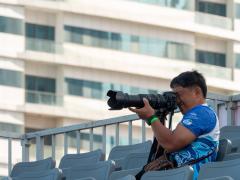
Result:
[220, 126, 240, 140]
[198, 158, 240, 179]
[63, 160, 114, 180]
[216, 138, 232, 161]
[228, 138, 240, 153]
[223, 152, 240, 161]
[74, 178, 96, 180]
[10, 157, 55, 178]
[116, 175, 136, 180]
[108, 140, 152, 168]
[141, 166, 194, 180]
[12, 168, 62, 180]
[122, 152, 149, 170]
[109, 167, 141, 180]
[59, 149, 104, 169]
[201, 176, 233, 180]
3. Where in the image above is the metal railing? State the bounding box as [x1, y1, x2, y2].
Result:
[1, 93, 240, 177]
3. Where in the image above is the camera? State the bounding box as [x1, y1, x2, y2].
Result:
[107, 90, 177, 112]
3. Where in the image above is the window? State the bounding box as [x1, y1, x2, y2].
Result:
[64, 26, 192, 61]
[65, 78, 159, 100]
[26, 23, 55, 40]
[196, 1, 226, 17]
[236, 4, 240, 19]
[196, 50, 226, 67]
[0, 16, 23, 35]
[25, 23, 55, 53]
[0, 69, 23, 88]
[235, 54, 240, 69]
[132, 0, 190, 10]
[25, 75, 56, 105]
[0, 122, 23, 133]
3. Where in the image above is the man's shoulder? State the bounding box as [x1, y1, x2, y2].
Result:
[185, 105, 216, 120]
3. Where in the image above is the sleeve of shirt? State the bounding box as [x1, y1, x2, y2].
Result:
[180, 107, 216, 137]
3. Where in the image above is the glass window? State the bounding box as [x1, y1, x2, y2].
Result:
[131, 0, 190, 10]
[26, 23, 55, 40]
[26, 75, 56, 92]
[196, 1, 226, 17]
[0, 122, 23, 133]
[65, 77, 160, 100]
[196, 50, 226, 67]
[25, 75, 56, 105]
[236, 4, 240, 19]
[64, 25, 192, 61]
[0, 69, 23, 88]
[0, 16, 23, 35]
[235, 54, 240, 69]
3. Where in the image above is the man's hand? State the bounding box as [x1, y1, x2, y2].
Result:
[128, 98, 155, 120]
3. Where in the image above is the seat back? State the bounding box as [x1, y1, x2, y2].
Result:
[198, 158, 240, 179]
[59, 149, 104, 169]
[202, 176, 233, 180]
[228, 138, 240, 153]
[108, 140, 151, 168]
[122, 152, 149, 170]
[64, 160, 114, 180]
[223, 152, 240, 161]
[116, 175, 136, 180]
[109, 168, 141, 180]
[12, 168, 61, 180]
[10, 157, 55, 177]
[216, 138, 232, 161]
[220, 126, 240, 140]
[141, 166, 193, 180]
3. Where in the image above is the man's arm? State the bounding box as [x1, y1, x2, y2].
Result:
[150, 121, 196, 152]
[129, 98, 196, 153]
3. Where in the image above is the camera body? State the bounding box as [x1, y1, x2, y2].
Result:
[107, 90, 177, 113]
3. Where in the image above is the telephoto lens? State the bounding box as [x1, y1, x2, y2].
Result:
[107, 90, 177, 112]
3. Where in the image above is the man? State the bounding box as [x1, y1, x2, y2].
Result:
[129, 71, 219, 179]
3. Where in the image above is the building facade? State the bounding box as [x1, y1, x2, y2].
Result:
[0, 0, 240, 176]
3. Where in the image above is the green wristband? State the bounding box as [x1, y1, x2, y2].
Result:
[147, 115, 158, 126]
[150, 117, 159, 125]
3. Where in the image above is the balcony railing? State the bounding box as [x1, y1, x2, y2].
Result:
[25, 38, 63, 54]
[195, 12, 232, 30]
[25, 90, 63, 106]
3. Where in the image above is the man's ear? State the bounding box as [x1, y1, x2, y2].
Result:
[195, 86, 202, 97]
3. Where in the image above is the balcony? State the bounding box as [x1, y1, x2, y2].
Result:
[195, 12, 232, 30]
[25, 90, 63, 106]
[25, 38, 63, 54]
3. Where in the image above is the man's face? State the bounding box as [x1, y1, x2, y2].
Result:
[172, 85, 197, 114]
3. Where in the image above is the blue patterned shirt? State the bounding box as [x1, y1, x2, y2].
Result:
[170, 104, 220, 180]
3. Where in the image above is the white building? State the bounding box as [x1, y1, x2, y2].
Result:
[0, 0, 240, 176]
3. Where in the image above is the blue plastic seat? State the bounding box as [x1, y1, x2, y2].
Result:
[10, 157, 55, 178]
[141, 166, 193, 180]
[198, 158, 240, 179]
[59, 149, 104, 169]
[12, 168, 61, 180]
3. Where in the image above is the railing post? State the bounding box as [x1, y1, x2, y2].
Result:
[36, 136, 44, 160]
[21, 137, 30, 162]
[90, 128, 93, 151]
[8, 138, 12, 176]
[226, 98, 238, 126]
[141, 120, 146, 142]
[51, 135, 56, 160]
[115, 123, 119, 146]
[64, 133, 68, 155]
[102, 126, 106, 156]
[76, 130, 81, 154]
[128, 121, 132, 145]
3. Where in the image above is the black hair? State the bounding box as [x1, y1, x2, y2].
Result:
[170, 70, 207, 98]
